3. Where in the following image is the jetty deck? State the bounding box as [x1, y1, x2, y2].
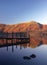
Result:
[0, 32, 30, 44]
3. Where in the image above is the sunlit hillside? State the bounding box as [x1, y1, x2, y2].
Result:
[0, 21, 44, 32]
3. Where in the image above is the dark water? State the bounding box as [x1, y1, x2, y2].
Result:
[0, 44, 47, 65]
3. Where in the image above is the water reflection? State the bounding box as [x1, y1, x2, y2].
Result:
[0, 37, 47, 65]
[0, 36, 47, 49]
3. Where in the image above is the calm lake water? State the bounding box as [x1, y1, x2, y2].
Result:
[0, 43, 47, 65]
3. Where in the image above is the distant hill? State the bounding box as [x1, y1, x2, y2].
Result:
[0, 21, 45, 33]
[0, 21, 47, 33]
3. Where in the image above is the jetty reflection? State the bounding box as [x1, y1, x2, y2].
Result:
[0, 32, 47, 52]
[0, 36, 47, 52]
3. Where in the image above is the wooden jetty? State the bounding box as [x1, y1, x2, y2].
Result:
[0, 32, 30, 46]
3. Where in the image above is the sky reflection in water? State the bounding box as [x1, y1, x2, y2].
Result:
[0, 37, 47, 65]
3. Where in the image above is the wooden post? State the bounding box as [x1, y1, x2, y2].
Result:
[7, 44, 8, 51]
[12, 45, 14, 52]
[16, 45, 17, 48]
[20, 44, 22, 50]
[6, 32, 8, 44]
[12, 32, 13, 43]
[2, 39, 4, 44]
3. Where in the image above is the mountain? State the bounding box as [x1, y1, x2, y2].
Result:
[0, 21, 44, 33]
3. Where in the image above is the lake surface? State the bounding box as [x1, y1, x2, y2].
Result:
[0, 36, 47, 65]
[0, 44, 47, 65]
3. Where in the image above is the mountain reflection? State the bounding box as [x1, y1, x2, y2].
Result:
[0, 36, 47, 50]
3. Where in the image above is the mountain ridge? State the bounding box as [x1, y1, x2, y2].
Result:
[0, 21, 47, 33]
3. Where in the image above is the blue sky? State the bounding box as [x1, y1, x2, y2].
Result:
[0, 0, 47, 24]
